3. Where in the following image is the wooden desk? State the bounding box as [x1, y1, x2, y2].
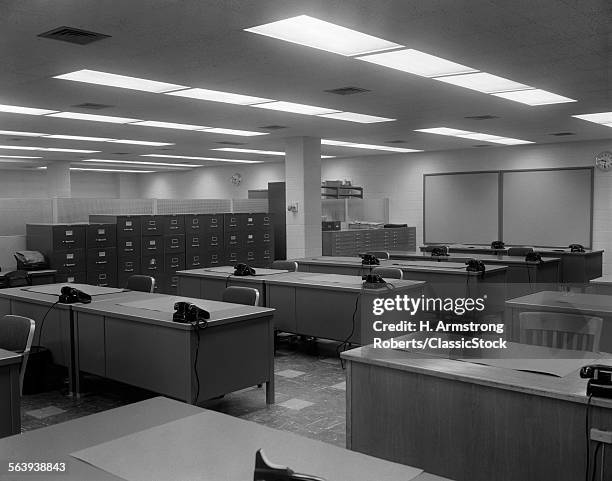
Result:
[72, 293, 275, 404]
[0, 396, 450, 481]
[342, 341, 612, 481]
[420, 244, 603, 284]
[590, 275, 612, 295]
[175, 266, 288, 306]
[264, 272, 425, 344]
[505, 290, 612, 351]
[0, 348, 21, 438]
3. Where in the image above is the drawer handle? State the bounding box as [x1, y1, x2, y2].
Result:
[65, 263, 76, 267]
[95, 261, 107, 265]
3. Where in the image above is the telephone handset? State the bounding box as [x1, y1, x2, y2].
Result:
[59, 286, 92, 304]
[254, 449, 326, 481]
[234, 263, 256, 276]
[465, 259, 486, 273]
[569, 243, 585, 253]
[362, 274, 388, 289]
[173, 301, 210, 325]
[491, 240, 505, 249]
[359, 253, 380, 265]
[525, 252, 542, 263]
[580, 364, 612, 398]
[430, 246, 449, 257]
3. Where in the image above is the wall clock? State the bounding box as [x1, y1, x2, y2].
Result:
[595, 151, 612, 171]
[231, 173, 242, 185]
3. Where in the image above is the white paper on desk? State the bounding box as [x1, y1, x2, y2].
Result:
[464, 357, 601, 377]
[71, 412, 422, 481]
[21, 284, 125, 296]
[118, 297, 237, 313]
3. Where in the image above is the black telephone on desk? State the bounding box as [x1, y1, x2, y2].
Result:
[359, 253, 380, 265]
[173, 301, 210, 325]
[525, 252, 542, 263]
[465, 259, 485, 273]
[59, 286, 92, 304]
[362, 274, 388, 289]
[569, 243, 585, 253]
[430, 246, 449, 257]
[491, 240, 505, 249]
[580, 364, 612, 398]
[254, 449, 326, 481]
[234, 263, 256, 276]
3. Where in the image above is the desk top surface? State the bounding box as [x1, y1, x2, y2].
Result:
[0, 347, 22, 367]
[72, 292, 275, 329]
[388, 250, 560, 265]
[423, 244, 604, 255]
[175, 266, 288, 280]
[0, 284, 131, 309]
[505, 290, 612, 313]
[342, 341, 612, 409]
[264, 271, 426, 292]
[0, 396, 444, 481]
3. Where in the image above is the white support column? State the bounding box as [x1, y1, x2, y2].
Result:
[46, 161, 71, 198]
[285, 137, 322, 259]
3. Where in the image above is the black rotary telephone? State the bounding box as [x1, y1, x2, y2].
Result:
[254, 449, 326, 481]
[173, 301, 210, 325]
[569, 243, 585, 253]
[465, 259, 486, 273]
[525, 252, 542, 263]
[491, 240, 505, 249]
[59, 286, 92, 304]
[359, 253, 380, 266]
[234, 263, 256, 276]
[580, 364, 612, 398]
[362, 274, 388, 289]
[430, 246, 449, 257]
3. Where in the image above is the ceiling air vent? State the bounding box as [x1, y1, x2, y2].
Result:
[464, 115, 500, 120]
[38, 26, 111, 45]
[384, 140, 407, 144]
[549, 132, 576, 136]
[215, 141, 246, 146]
[111, 152, 131, 155]
[259, 125, 288, 130]
[325, 86, 371, 95]
[71, 102, 114, 110]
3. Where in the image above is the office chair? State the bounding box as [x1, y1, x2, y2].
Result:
[365, 251, 390, 260]
[270, 260, 298, 272]
[222, 286, 260, 306]
[0, 314, 35, 394]
[519, 312, 603, 352]
[371, 266, 403, 279]
[507, 247, 534, 257]
[125, 275, 155, 293]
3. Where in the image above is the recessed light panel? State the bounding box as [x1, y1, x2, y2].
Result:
[0, 130, 45, 137]
[357, 49, 477, 77]
[434, 72, 531, 93]
[317, 111, 395, 123]
[211, 148, 285, 156]
[252, 101, 339, 116]
[245, 15, 402, 57]
[0, 155, 42, 159]
[0, 145, 99, 153]
[46, 147, 102, 153]
[141, 154, 263, 164]
[131, 121, 208, 130]
[82, 159, 201, 168]
[200, 128, 268, 137]
[415, 127, 473, 136]
[415, 127, 533, 144]
[573, 112, 612, 125]
[492, 89, 576, 105]
[110, 140, 174, 146]
[321, 139, 422, 152]
[0, 104, 58, 115]
[70, 167, 155, 173]
[54, 70, 187, 93]
[45, 134, 115, 141]
[167, 88, 271, 105]
[48, 112, 140, 123]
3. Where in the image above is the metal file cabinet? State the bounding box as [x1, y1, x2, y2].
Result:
[89, 215, 142, 238]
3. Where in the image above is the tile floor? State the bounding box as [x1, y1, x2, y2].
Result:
[20, 339, 348, 447]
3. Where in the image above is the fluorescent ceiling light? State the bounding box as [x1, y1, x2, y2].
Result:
[245, 15, 402, 57]
[357, 49, 477, 77]
[321, 139, 422, 152]
[415, 127, 533, 145]
[211, 147, 285, 156]
[0, 130, 45, 137]
[167, 88, 271, 105]
[54, 69, 187, 93]
[200, 127, 268, 137]
[0, 159, 41, 163]
[109, 139, 174, 146]
[415, 127, 473, 136]
[46, 147, 102, 153]
[317, 111, 395, 123]
[48, 112, 140, 123]
[45, 134, 115, 142]
[253, 101, 339, 116]
[321, 155, 336, 159]
[0, 104, 58, 115]
[131, 120, 208, 130]
[572, 112, 612, 125]
[492, 89, 576, 105]
[0, 145, 99, 153]
[0, 155, 42, 159]
[141, 154, 263, 164]
[433, 72, 531, 93]
[82, 159, 201, 168]
[70, 168, 155, 173]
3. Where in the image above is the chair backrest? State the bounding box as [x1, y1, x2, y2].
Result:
[222, 286, 260, 306]
[125, 275, 155, 293]
[371, 266, 403, 280]
[271, 260, 298, 272]
[365, 251, 390, 260]
[0, 314, 35, 394]
[507, 247, 534, 256]
[519, 311, 603, 352]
